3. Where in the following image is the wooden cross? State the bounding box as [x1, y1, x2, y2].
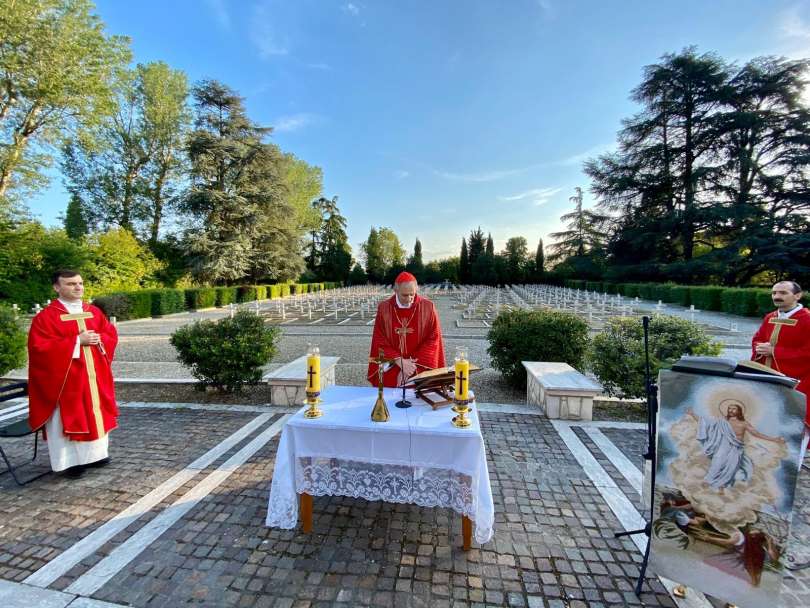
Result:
[60, 311, 105, 438]
[764, 316, 799, 367]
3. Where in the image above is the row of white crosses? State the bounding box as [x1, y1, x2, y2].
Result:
[254, 286, 389, 325]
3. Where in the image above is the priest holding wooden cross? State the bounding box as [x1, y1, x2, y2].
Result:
[367, 271, 445, 388]
[27, 270, 119, 477]
[752, 280, 810, 427]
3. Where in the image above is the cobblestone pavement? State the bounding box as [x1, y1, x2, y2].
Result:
[4, 399, 806, 607]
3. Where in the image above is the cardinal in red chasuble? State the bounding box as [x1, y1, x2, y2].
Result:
[367, 271, 446, 387]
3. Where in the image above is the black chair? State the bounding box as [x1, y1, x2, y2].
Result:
[0, 381, 50, 486]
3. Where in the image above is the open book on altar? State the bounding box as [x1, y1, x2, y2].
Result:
[402, 364, 482, 409]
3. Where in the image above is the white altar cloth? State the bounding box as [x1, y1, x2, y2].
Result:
[266, 385, 494, 544]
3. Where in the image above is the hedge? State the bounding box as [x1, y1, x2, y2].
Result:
[215, 286, 238, 306]
[256, 285, 267, 300]
[237, 285, 258, 303]
[668, 286, 691, 307]
[149, 288, 185, 316]
[721, 288, 762, 317]
[689, 286, 724, 311]
[185, 287, 217, 310]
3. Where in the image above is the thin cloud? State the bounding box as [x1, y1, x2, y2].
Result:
[558, 143, 614, 166]
[434, 166, 529, 183]
[205, 0, 231, 30]
[251, 3, 289, 58]
[307, 62, 332, 70]
[394, 170, 410, 179]
[274, 113, 322, 132]
[342, 3, 360, 16]
[498, 187, 562, 206]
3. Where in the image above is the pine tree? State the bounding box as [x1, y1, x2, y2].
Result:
[485, 233, 494, 256]
[459, 238, 469, 283]
[535, 238, 545, 279]
[182, 80, 303, 283]
[406, 237, 425, 280]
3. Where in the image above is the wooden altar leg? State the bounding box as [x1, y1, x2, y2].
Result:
[462, 516, 472, 551]
[300, 493, 313, 533]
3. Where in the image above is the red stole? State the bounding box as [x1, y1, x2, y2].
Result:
[28, 301, 119, 441]
[752, 307, 810, 424]
[368, 294, 445, 387]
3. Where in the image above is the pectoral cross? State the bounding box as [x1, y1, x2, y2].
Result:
[60, 311, 105, 438]
[765, 316, 798, 368]
[394, 325, 413, 356]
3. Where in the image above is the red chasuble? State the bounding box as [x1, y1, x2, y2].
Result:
[28, 301, 119, 441]
[751, 307, 810, 425]
[367, 294, 446, 388]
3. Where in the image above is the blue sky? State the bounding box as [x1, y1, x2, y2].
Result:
[27, 0, 810, 261]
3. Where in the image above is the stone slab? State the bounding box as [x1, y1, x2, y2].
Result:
[263, 355, 340, 405]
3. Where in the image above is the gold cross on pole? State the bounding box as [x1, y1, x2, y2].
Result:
[764, 317, 798, 367]
[60, 312, 105, 438]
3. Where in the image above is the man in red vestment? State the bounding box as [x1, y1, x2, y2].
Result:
[752, 280, 810, 426]
[367, 271, 445, 387]
[28, 270, 118, 477]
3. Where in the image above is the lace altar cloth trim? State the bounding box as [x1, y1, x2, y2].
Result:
[267, 456, 493, 543]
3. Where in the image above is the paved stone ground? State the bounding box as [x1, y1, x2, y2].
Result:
[2, 398, 807, 607]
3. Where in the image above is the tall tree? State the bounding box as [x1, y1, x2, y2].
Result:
[311, 196, 352, 282]
[138, 62, 191, 246]
[468, 227, 485, 267]
[361, 226, 404, 283]
[485, 233, 495, 256]
[459, 237, 469, 283]
[182, 80, 303, 283]
[0, 0, 130, 207]
[535, 238, 545, 279]
[62, 62, 190, 239]
[503, 236, 529, 284]
[406, 237, 425, 279]
[548, 187, 609, 262]
[63, 193, 88, 240]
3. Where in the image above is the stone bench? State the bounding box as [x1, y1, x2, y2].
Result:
[263, 355, 340, 406]
[521, 361, 602, 421]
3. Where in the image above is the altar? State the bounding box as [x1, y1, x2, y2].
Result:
[265, 385, 495, 547]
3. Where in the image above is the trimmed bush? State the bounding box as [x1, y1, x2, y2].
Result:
[93, 293, 132, 321]
[589, 314, 722, 398]
[170, 310, 280, 392]
[256, 285, 267, 300]
[280, 284, 291, 298]
[185, 288, 217, 310]
[721, 288, 760, 317]
[149, 288, 185, 316]
[487, 309, 590, 389]
[215, 286, 238, 306]
[585, 281, 602, 292]
[668, 286, 691, 307]
[604, 283, 619, 295]
[755, 289, 773, 317]
[622, 283, 642, 298]
[638, 283, 658, 300]
[689, 286, 725, 311]
[0, 305, 27, 375]
[237, 285, 258, 303]
[129, 291, 153, 319]
[269, 285, 282, 299]
[653, 284, 672, 302]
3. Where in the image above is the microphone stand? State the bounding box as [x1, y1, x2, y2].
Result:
[613, 315, 659, 595]
[395, 357, 412, 409]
